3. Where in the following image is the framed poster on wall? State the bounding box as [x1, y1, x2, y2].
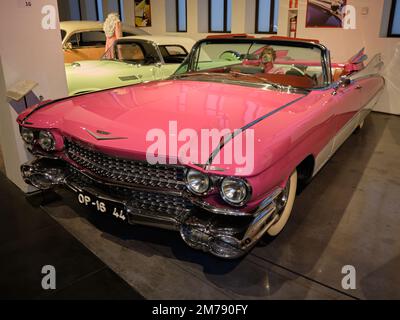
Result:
[306, 0, 346, 28]
[135, 0, 151, 27]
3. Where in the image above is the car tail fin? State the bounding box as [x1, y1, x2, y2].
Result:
[345, 48, 368, 73]
[349, 53, 384, 80]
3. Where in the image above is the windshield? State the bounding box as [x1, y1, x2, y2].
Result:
[101, 40, 161, 65]
[175, 40, 328, 89]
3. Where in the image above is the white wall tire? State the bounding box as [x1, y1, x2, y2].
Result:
[267, 170, 297, 237]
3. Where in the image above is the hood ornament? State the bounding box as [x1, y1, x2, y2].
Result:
[84, 128, 128, 141]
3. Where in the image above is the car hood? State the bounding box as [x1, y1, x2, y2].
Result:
[65, 60, 136, 74]
[19, 80, 305, 170]
[65, 60, 147, 94]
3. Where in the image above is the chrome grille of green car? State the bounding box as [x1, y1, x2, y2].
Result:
[65, 139, 187, 191]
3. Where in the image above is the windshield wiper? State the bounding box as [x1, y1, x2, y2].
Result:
[172, 72, 226, 79]
[172, 71, 296, 91]
[228, 71, 285, 90]
[173, 71, 286, 89]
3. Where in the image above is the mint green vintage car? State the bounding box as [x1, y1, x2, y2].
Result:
[65, 36, 196, 95]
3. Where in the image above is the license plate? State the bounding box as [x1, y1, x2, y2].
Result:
[77, 192, 127, 222]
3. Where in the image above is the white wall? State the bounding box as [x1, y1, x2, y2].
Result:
[0, 0, 68, 191]
[125, 0, 250, 39]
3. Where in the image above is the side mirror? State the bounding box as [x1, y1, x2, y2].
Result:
[64, 42, 72, 50]
[339, 75, 351, 87]
[332, 76, 351, 96]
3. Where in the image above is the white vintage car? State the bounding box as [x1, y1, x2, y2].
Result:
[60, 20, 149, 63]
[65, 36, 196, 95]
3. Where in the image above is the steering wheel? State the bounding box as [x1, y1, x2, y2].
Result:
[219, 50, 242, 61]
[286, 65, 306, 76]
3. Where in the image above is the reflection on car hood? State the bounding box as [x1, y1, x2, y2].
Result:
[20, 80, 305, 165]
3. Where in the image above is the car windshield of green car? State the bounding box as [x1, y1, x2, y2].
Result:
[102, 41, 161, 65]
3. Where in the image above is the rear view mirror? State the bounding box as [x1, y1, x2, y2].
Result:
[339, 75, 351, 87]
[64, 42, 73, 50]
[332, 76, 351, 96]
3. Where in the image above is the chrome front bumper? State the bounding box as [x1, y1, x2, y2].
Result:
[21, 157, 282, 259]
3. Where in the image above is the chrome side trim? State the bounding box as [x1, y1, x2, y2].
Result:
[240, 188, 282, 247]
[206, 94, 309, 166]
[313, 87, 383, 176]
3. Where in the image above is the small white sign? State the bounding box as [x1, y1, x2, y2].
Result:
[6, 80, 38, 101]
[17, 0, 33, 9]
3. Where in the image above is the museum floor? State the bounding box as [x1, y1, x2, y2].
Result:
[1, 112, 399, 299]
[0, 171, 144, 299]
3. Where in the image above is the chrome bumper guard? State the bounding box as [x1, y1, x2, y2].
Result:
[21, 157, 282, 259]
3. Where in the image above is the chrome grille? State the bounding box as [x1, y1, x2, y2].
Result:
[65, 140, 186, 191]
[67, 167, 193, 220]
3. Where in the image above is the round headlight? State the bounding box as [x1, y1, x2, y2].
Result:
[21, 127, 34, 144]
[220, 177, 250, 206]
[186, 169, 210, 195]
[38, 131, 55, 151]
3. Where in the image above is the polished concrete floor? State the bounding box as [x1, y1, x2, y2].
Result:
[0, 172, 144, 299]
[36, 112, 400, 300]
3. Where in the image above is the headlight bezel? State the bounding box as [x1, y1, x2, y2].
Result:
[185, 169, 211, 195]
[37, 130, 56, 152]
[219, 177, 252, 207]
[20, 127, 35, 145]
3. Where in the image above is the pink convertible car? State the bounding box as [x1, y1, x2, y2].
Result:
[17, 36, 384, 258]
